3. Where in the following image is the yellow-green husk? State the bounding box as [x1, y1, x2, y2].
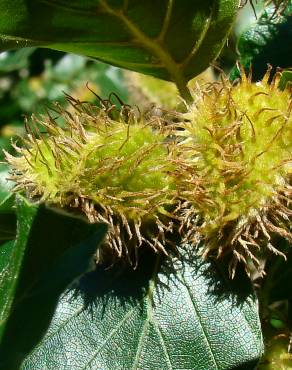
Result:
[177, 68, 292, 276]
[6, 100, 177, 264]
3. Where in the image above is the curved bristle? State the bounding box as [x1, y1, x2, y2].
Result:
[177, 68, 292, 276]
[5, 98, 178, 265]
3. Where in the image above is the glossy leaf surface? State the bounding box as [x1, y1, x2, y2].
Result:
[0, 199, 107, 369]
[0, 0, 238, 88]
[0, 164, 16, 242]
[0, 163, 13, 209]
[0, 196, 37, 343]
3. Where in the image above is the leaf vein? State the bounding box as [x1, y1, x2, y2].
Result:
[153, 319, 173, 370]
[213, 261, 260, 341]
[179, 273, 220, 370]
[82, 306, 138, 369]
[158, 0, 174, 42]
[180, 2, 216, 67]
[131, 255, 160, 370]
[97, 0, 192, 102]
[130, 317, 150, 370]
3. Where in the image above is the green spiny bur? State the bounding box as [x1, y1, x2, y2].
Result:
[6, 69, 292, 275]
[6, 101, 176, 263]
[179, 67, 292, 276]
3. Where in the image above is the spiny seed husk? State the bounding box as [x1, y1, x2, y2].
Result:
[5, 98, 178, 266]
[177, 67, 292, 277]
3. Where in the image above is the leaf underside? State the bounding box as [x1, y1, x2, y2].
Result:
[22, 249, 263, 370]
[0, 0, 238, 86]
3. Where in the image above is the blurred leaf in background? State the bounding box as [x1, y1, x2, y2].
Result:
[0, 49, 129, 160]
[230, 1, 292, 80]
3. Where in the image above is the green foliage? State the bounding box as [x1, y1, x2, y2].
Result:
[231, 2, 292, 80]
[0, 197, 38, 343]
[0, 0, 238, 100]
[0, 49, 127, 124]
[0, 1, 291, 369]
[279, 70, 292, 90]
[0, 198, 107, 369]
[178, 70, 292, 276]
[21, 250, 263, 370]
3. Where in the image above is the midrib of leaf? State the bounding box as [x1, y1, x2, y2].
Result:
[82, 307, 138, 370]
[130, 255, 169, 370]
[82, 256, 161, 370]
[152, 320, 173, 370]
[180, 2, 216, 68]
[98, 0, 193, 103]
[157, 0, 174, 42]
[39, 0, 98, 14]
[179, 272, 220, 370]
[80, 256, 170, 370]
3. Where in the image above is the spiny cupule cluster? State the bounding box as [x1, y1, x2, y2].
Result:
[6, 68, 292, 276]
[177, 67, 292, 277]
[6, 97, 177, 266]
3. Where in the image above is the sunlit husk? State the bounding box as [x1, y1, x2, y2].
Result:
[6, 97, 178, 266]
[177, 67, 292, 277]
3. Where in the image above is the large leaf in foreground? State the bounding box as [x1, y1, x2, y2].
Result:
[0, 198, 107, 369]
[0, 163, 14, 211]
[0, 0, 238, 95]
[22, 249, 264, 370]
[0, 164, 16, 242]
[0, 197, 37, 343]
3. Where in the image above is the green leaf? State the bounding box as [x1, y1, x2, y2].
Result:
[0, 163, 13, 209]
[0, 198, 107, 369]
[0, 241, 15, 324]
[0, 213, 16, 243]
[22, 249, 263, 370]
[231, 3, 292, 81]
[0, 164, 17, 242]
[0, 0, 238, 97]
[0, 196, 37, 343]
[279, 70, 292, 90]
